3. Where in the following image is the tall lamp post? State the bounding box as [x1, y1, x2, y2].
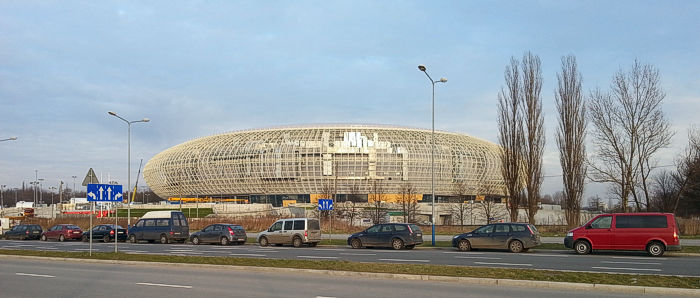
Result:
[108, 111, 150, 229]
[1, 184, 6, 210]
[418, 64, 447, 247]
[71, 175, 77, 198]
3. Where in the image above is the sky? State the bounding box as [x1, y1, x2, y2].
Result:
[1, 1, 699, 203]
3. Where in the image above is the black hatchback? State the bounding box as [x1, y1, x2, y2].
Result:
[82, 224, 127, 242]
[190, 223, 247, 245]
[2, 224, 43, 240]
[451, 223, 541, 253]
[348, 223, 423, 250]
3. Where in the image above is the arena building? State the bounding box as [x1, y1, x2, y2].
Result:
[143, 124, 506, 206]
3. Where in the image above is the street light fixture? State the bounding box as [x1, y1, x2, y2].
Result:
[418, 64, 447, 247]
[108, 111, 150, 229]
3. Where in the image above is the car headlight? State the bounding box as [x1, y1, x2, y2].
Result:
[453, 235, 460, 239]
[566, 232, 573, 237]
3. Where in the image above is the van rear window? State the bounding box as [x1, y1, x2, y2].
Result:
[615, 215, 668, 228]
[307, 220, 320, 230]
[293, 220, 304, 230]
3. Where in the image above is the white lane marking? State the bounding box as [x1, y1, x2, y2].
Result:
[526, 254, 569, 258]
[474, 262, 532, 266]
[339, 253, 377, 256]
[168, 249, 193, 252]
[16, 273, 55, 278]
[230, 253, 266, 257]
[455, 256, 502, 260]
[611, 256, 668, 261]
[378, 258, 430, 263]
[443, 251, 484, 254]
[601, 261, 661, 265]
[121, 250, 148, 253]
[210, 246, 245, 249]
[592, 266, 662, 272]
[316, 296, 337, 298]
[136, 282, 192, 289]
[297, 256, 338, 259]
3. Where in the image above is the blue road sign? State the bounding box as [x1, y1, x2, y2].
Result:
[87, 184, 123, 202]
[318, 199, 333, 211]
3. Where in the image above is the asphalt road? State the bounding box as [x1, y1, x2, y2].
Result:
[0, 258, 682, 298]
[2, 239, 699, 277]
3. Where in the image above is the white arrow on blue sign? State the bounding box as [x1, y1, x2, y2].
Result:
[318, 199, 333, 211]
[87, 184, 123, 202]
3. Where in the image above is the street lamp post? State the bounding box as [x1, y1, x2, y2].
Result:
[418, 64, 447, 247]
[71, 175, 77, 198]
[1, 184, 6, 209]
[38, 178, 44, 205]
[108, 111, 149, 230]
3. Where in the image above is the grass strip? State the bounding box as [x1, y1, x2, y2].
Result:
[1, 249, 698, 289]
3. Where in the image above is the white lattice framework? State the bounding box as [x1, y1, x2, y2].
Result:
[143, 124, 505, 198]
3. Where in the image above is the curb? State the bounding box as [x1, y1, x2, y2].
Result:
[1, 254, 698, 296]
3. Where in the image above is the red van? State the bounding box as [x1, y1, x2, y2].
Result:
[564, 213, 681, 257]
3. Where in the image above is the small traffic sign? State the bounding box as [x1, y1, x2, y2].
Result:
[87, 184, 123, 202]
[82, 168, 99, 186]
[318, 199, 333, 211]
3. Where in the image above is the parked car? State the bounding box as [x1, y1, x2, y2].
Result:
[82, 224, 127, 243]
[128, 211, 189, 244]
[41, 224, 83, 241]
[451, 223, 541, 253]
[347, 223, 423, 250]
[2, 224, 42, 240]
[564, 213, 681, 257]
[190, 223, 247, 245]
[258, 218, 321, 247]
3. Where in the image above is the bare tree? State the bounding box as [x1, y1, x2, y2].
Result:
[477, 198, 508, 224]
[498, 57, 525, 222]
[671, 126, 700, 215]
[336, 184, 363, 226]
[450, 181, 471, 230]
[650, 170, 678, 212]
[520, 52, 545, 224]
[366, 179, 388, 224]
[398, 182, 418, 223]
[588, 60, 672, 212]
[555, 55, 587, 229]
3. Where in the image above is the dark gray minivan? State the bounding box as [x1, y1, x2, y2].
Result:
[128, 211, 189, 244]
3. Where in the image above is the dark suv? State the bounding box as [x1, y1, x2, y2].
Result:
[452, 223, 541, 253]
[347, 223, 423, 250]
[2, 224, 43, 240]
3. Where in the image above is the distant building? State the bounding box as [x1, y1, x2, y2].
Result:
[144, 124, 506, 206]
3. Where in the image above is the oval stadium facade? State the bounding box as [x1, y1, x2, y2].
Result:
[143, 124, 505, 206]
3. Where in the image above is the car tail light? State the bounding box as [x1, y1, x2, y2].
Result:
[25, 231, 29, 235]
[110, 230, 114, 236]
[169, 231, 174, 235]
[674, 231, 678, 241]
[407, 225, 413, 234]
[67, 230, 73, 234]
[228, 227, 234, 235]
[526, 225, 534, 235]
[304, 230, 308, 237]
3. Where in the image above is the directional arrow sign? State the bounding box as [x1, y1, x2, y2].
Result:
[318, 199, 333, 211]
[87, 184, 123, 202]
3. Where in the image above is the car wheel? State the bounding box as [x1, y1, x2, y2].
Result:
[646, 241, 665, 257]
[82, 235, 88, 242]
[192, 236, 200, 245]
[220, 237, 229, 246]
[103, 235, 111, 243]
[458, 239, 471, 252]
[159, 234, 169, 244]
[405, 245, 415, 250]
[308, 242, 318, 247]
[351, 238, 362, 249]
[292, 236, 302, 248]
[58, 234, 65, 242]
[41, 235, 47, 241]
[129, 234, 137, 243]
[391, 238, 404, 250]
[508, 240, 524, 253]
[574, 240, 591, 255]
[259, 236, 269, 247]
